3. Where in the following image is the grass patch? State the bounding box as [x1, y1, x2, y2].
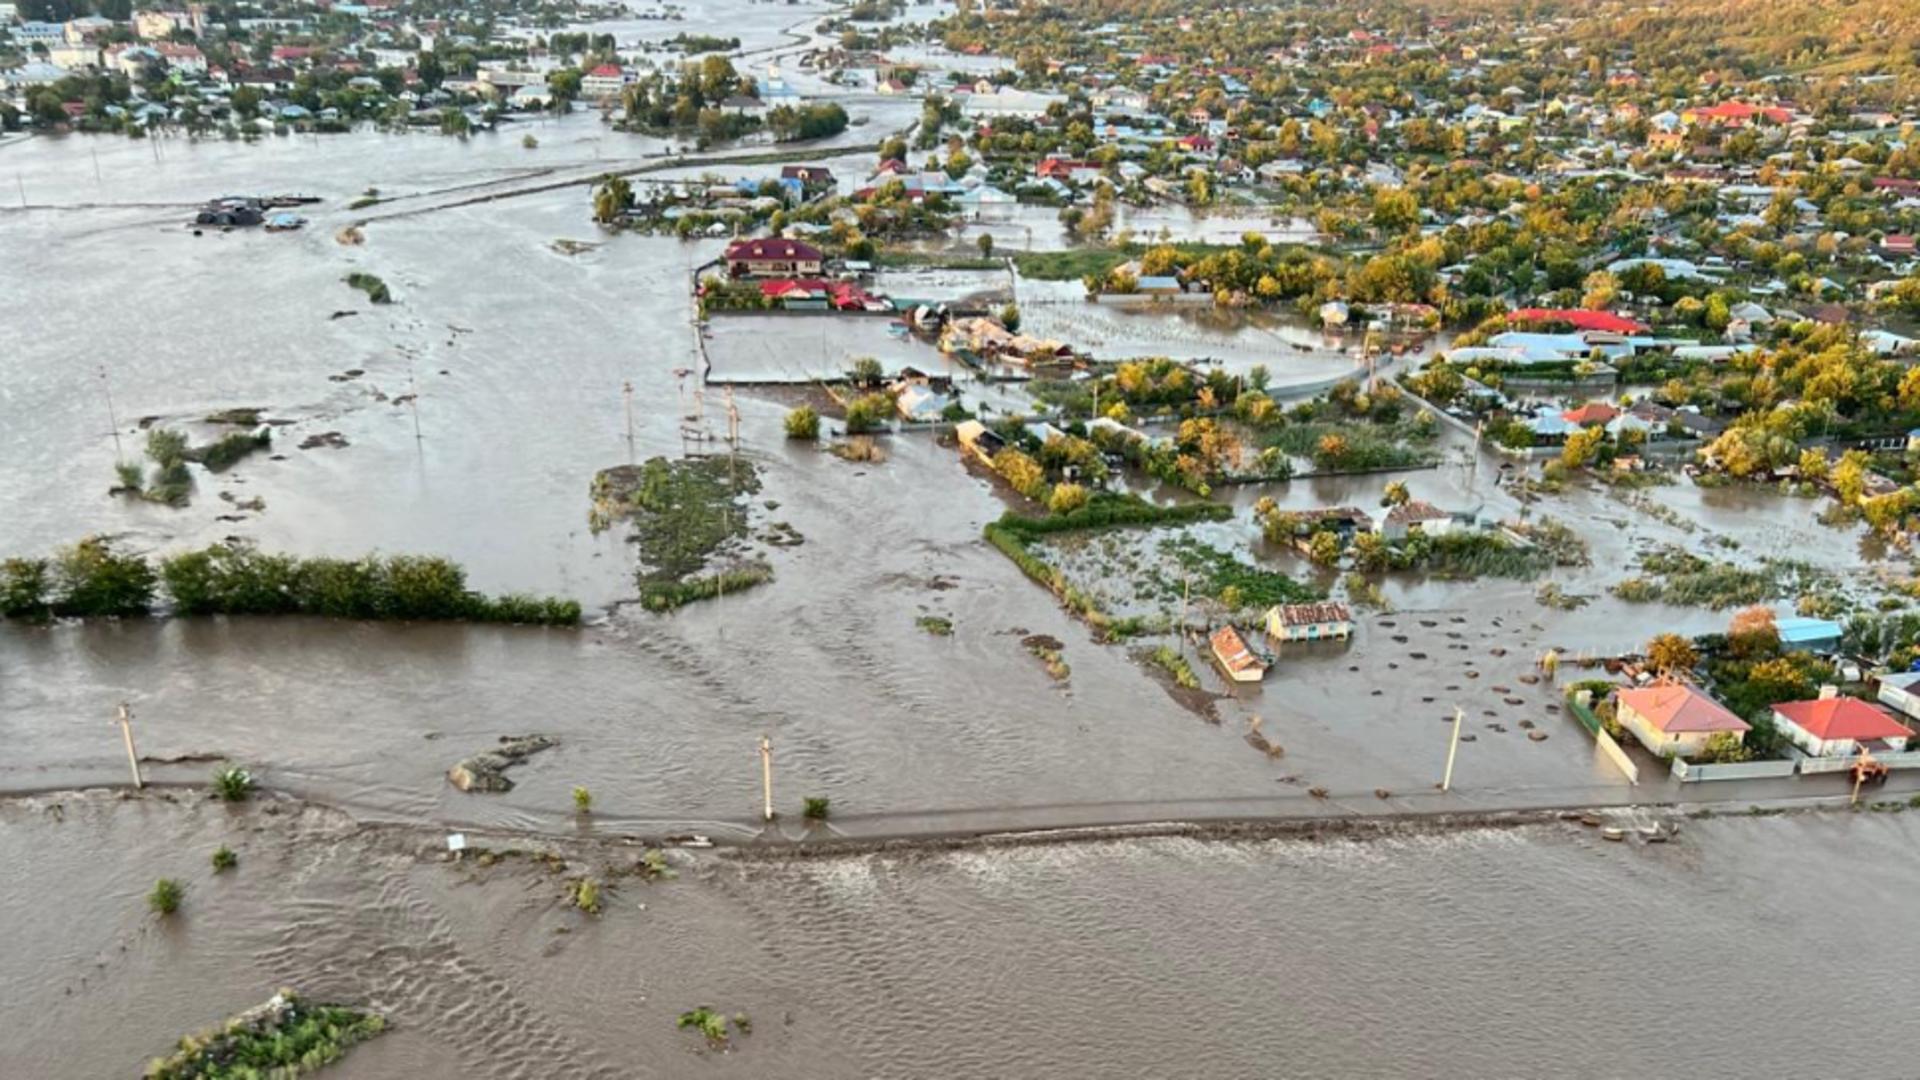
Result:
[1013, 248, 1131, 281]
[594, 457, 767, 611]
[1146, 644, 1200, 689]
[1024, 633, 1071, 680]
[1260, 419, 1436, 472]
[803, 796, 831, 820]
[211, 846, 237, 872]
[916, 615, 953, 635]
[1158, 535, 1321, 609]
[145, 991, 385, 1079]
[679, 1006, 747, 1048]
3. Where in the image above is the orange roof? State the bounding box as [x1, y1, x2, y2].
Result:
[1210, 625, 1262, 673]
[1561, 402, 1621, 425]
[1618, 684, 1748, 734]
[1773, 698, 1911, 742]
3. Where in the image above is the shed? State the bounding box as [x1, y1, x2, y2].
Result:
[1775, 616, 1842, 653]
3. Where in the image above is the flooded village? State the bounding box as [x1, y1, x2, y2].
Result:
[7, 0, 1920, 1075]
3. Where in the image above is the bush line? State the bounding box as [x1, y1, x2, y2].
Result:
[1, 539, 580, 625]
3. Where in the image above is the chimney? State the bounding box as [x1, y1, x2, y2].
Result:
[1818, 684, 1839, 700]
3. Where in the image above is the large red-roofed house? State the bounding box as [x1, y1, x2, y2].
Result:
[724, 237, 824, 278]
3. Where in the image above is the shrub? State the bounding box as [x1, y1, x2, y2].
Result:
[573, 786, 592, 813]
[678, 1006, 731, 1047]
[1149, 645, 1199, 689]
[211, 845, 237, 872]
[1047, 482, 1090, 514]
[345, 272, 392, 304]
[784, 405, 820, 440]
[574, 878, 602, 914]
[196, 429, 271, 472]
[114, 460, 145, 491]
[0, 558, 51, 620]
[844, 392, 894, 434]
[803, 796, 830, 820]
[53, 537, 156, 617]
[148, 878, 183, 915]
[212, 766, 254, 802]
[146, 428, 189, 467]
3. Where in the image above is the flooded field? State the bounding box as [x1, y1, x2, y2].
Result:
[7, 791, 1920, 1078]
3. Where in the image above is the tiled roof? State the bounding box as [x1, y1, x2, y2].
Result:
[1774, 698, 1912, 741]
[1619, 684, 1748, 734]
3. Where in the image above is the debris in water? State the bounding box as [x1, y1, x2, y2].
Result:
[447, 734, 558, 793]
[298, 431, 350, 450]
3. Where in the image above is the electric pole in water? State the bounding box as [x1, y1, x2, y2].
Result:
[116, 703, 143, 790]
[1440, 706, 1464, 792]
[622, 380, 635, 460]
[759, 736, 774, 822]
[99, 365, 124, 460]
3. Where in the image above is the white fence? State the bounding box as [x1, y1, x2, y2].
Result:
[1669, 757, 1799, 782]
[1797, 749, 1920, 775]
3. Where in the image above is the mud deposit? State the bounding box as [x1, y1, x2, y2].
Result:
[7, 791, 1920, 1079]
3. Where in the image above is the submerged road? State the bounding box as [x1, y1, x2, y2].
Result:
[17, 756, 1920, 851]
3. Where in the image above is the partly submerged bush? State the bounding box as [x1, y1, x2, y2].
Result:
[148, 878, 183, 915]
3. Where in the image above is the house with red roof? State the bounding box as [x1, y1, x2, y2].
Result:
[1772, 693, 1911, 758]
[1616, 683, 1748, 759]
[1562, 402, 1621, 427]
[580, 64, 630, 101]
[1680, 101, 1794, 128]
[724, 237, 823, 278]
[1508, 308, 1649, 334]
[1881, 235, 1916, 257]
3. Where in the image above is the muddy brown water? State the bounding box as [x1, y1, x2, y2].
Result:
[3, 73, 1914, 1077]
[6, 791, 1920, 1078]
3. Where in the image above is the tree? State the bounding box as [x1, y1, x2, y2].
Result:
[1646, 633, 1698, 674]
[592, 176, 632, 224]
[1832, 449, 1871, 504]
[848, 356, 884, 385]
[1307, 530, 1342, 566]
[1370, 188, 1418, 234]
[1581, 270, 1618, 311]
[976, 233, 993, 259]
[1796, 448, 1829, 484]
[1560, 426, 1606, 470]
[1351, 531, 1388, 572]
[416, 50, 445, 90]
[1381, 480, 1410, 507]
[1048, 482, 1089, 514]
[784, 406, 819, 440]
[1728, 605, 1780, 659]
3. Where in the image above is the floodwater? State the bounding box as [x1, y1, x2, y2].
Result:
[6, 26, 1918, 1073]
[8, 791, 1920, 1078]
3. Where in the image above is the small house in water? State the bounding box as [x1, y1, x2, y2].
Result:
[954, 420, 1005, 466]
[1210, 625, 1268, 682]
[1265, 602, 1353, 643]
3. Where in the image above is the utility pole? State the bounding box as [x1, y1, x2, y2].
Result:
[1177, 572, 1192, 648]
[622, 380, 635, 458]
[99, 365, 124, 459]
[1440, 706, 1463, 792]
[759, 736, 774, 822]
[407, 369, 423, 444]
[115, 703, 143, 790]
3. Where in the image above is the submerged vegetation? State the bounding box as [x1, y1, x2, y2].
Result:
[344, 272, 392, 304]
[1612, 546, 1830, 610]
[592, 456, 770, 612]
[145, 992, 385, 1079]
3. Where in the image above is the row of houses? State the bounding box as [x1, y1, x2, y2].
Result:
[1617, 680, 1915, 762]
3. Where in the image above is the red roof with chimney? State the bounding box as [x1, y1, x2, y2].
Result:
[1509, 308, 1649, 334]
[587, 64, 623, 78]
[1774, 698, 1912, 742]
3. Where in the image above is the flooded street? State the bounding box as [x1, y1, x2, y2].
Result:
[7, 791, 1920, 1078]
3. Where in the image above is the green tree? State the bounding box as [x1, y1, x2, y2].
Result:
[1307, 530, 1342, 566]
[592, 176, 632, 224]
